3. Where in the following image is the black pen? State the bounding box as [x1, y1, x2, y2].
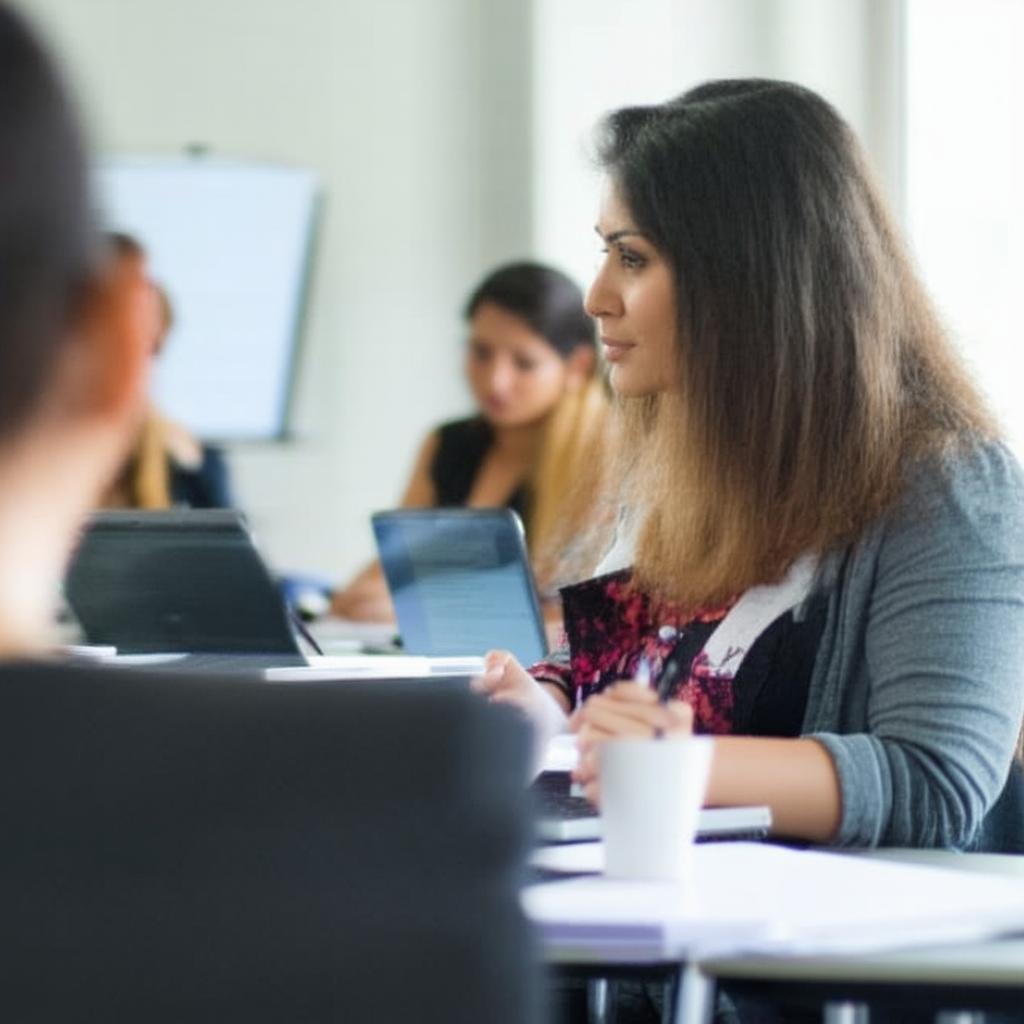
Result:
[637, 638, 690, 703]
[653, 636, 691, 703]
[636, 639, 691, 738]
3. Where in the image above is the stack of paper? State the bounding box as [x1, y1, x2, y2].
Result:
[524, 843, 1024, 961]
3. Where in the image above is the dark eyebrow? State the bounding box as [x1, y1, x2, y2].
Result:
[594, 226, 646, 244]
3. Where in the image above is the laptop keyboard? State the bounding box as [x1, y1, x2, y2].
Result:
[530, 771, 596, 820]
[531, 770, 773, 846]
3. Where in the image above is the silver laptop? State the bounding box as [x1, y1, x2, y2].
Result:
[372, 508, 548, 665]
[532, 770, 772, 843]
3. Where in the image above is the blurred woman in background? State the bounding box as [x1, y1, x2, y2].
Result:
[100, 232, 233, 510]
[332, 261, 612, 623]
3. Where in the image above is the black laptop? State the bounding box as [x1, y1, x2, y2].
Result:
[64, 509, 305, 669]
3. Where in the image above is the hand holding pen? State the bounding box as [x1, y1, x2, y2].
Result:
[569, 642, 694, 801]
[637, 640, 692, 735]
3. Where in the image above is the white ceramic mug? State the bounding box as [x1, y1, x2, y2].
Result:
[599, 736, 713, 882]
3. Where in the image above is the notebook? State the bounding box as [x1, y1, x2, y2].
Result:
[372, 508, 548, 665]
[64, 509, 304, 667]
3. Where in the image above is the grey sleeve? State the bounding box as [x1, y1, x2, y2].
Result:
[812, 442, 1024, 848]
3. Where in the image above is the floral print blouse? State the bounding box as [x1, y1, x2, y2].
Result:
[531, 569, 827, 738]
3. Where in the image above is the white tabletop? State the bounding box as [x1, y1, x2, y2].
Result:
[525, 843, 1024, 966]
[700, 848, 1024, 986]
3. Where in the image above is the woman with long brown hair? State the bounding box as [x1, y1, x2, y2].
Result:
[477, 79, 1024, 850]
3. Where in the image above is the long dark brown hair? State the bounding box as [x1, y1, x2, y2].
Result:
[598, 79, 996, 610]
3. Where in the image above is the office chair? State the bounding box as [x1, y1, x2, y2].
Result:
[0, 663, 539, 1023]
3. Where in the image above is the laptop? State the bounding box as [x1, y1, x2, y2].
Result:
[532, 770, 772, 843]
[64, 509, 305, 670]
[372, 508, 548, 665]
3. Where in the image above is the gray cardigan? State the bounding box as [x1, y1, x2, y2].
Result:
[806, 440, 1024, 849]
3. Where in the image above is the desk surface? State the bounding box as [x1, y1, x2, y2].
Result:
[526, 843, 1024, 969]
[699, 849, 1024, 994]
[860, 846, 1024, 876]
[530, 842, 1024, 1024]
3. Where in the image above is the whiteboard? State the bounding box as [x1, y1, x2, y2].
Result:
[94, 157, 319, 441]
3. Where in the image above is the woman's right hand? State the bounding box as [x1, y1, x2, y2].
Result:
[472, 649, 570, 745]
[569, 682, 693, 805]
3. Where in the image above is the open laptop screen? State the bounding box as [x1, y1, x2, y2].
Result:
[372, 509, 548, 666]
[65, 509, 300, 655]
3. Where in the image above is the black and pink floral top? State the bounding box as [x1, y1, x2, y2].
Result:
[531, 569, 827, 738]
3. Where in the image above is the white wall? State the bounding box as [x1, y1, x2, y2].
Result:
[531, 0, 905, 291]
[905, 0, 1024, 453]
[21, 0, 533, 580]
[531, 0, 682, 299]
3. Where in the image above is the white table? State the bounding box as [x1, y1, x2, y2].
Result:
[529, 846, 1024, 1023]
[693, 850, 1024, 1022]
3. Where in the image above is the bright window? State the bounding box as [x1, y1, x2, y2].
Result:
[905, 0, 1024, 451]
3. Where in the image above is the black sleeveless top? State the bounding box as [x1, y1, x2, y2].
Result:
[430, 417, 528, 520]
[169, 444, 233, 509]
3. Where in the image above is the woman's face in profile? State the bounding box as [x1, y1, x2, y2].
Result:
[465, 301, 574, 429]
[586, 186, 678, 398]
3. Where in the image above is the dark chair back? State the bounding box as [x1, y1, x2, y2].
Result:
[0, 664, 538, 1023]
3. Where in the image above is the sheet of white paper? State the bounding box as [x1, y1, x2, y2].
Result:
[265, 655, 484, 682]
[524, 843, 1024, 960]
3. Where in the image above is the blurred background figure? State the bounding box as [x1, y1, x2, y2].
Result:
[100, 232, 232, 510]
[331, 261, 612, 624]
